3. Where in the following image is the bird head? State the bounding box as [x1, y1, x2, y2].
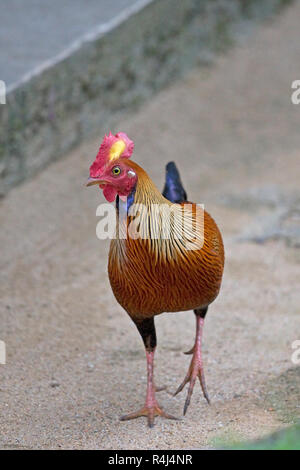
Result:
[86, 132, 137, 202]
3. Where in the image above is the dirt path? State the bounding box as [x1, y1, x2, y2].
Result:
[0, 2, 300, 449]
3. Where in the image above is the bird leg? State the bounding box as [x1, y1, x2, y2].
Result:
[174, 307, 210, 415]
[120, 318, 178, 427]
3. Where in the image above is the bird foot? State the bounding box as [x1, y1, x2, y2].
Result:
[174, 345, 210, 415]
[120, 402, 178, 428]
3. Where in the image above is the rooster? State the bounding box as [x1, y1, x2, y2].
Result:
[87, 132, 224, 427]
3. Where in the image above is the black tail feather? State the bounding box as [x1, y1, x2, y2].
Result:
[162, 162, 187, 203]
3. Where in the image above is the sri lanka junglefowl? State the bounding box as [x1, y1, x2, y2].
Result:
[87, 132, 224, 427]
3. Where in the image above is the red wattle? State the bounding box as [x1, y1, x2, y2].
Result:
[103, 184, 118, 202]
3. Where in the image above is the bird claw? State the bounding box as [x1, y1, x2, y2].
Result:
[174, 355, 210, 415]
[120, 403, 179, 428]
[183, 346, 195, 355]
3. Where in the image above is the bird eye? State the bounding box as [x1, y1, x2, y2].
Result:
[112, 166, 121, 176]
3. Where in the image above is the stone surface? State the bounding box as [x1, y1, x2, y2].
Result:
[0, 0, 141, 87]
[0, 0, 299, 449]
[221, 188, 300, 247]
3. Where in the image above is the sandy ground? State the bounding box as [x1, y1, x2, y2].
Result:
[1, 2, 300, 450]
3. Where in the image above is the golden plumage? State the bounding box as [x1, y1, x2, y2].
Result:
[88, 131, 225, 424]
[108, 161, 224, 321]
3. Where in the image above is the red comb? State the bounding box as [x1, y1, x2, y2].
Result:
[90, 132, 134, 177]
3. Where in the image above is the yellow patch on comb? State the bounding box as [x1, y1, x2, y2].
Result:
[109, 140, 126, 161]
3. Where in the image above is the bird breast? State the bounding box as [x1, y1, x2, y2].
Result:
[108, 205, 224, 321]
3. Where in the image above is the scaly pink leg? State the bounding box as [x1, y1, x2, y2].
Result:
[174, 313, 210, 415]
[120, 349, 178, 427]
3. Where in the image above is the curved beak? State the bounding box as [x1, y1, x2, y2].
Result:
[86, 177, 107, 187]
